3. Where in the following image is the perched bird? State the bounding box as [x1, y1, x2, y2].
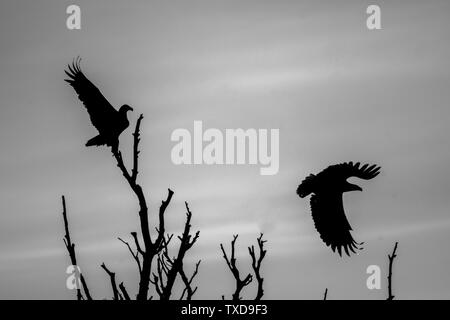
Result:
[297, 162, 381, 257]
[64, 57, 133, 152]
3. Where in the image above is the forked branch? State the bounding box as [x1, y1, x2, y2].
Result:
[221, 235, 253, 301]
[248, 233, 267, 300]
[151, 202, 200, 300]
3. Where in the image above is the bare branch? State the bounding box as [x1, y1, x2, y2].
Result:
[154, 189, 175, 252]
[220, 235, 253, 301]
[131, 114, 143, 182]
[118, 237, 142, 274]
[323, 288, 328, 300]
[101, 263, 119, 300]
[119, 282, 131, 300]
[179, 260, 201, 300]
[387, 242, 399, 300]
[61, 196, 92, 300]
[110, 115, 155, 300]
[151, 202, 200, 300]
[131, 232, 144, 255]
[248, 233, 267, 300]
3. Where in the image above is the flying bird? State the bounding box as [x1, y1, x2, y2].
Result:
[64, 57, 133, 152]
[297, 162, 381, 257]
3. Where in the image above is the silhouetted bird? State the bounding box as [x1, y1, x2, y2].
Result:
[297, 162, 381, 256]
[65, 57, 133, 152]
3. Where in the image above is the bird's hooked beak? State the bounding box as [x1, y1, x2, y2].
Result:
[346, 182, 363, 192]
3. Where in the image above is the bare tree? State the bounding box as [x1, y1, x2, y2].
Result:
[387, 242, 399, 300]
[221, 234, 267, 300]
[61, 115, 200, 300]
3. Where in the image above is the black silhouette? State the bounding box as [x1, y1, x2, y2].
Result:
[387, 242, 399, 300]
[60, 113, 202, 300]
[65, 57, 133, 152]
[150, 202, 201, 300]
[220, 234, 267, 300]
[322, 241, 399, 299]
[61, 196, 92, 300]
[297, 162, 381, 256]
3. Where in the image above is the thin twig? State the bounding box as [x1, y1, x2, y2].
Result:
[387, 242, 399, 300]
[248, 233, 267, 300]
[118, 237, 142, 274]
[101, 263, 119, 300]
[61, 196, 92, 300]
[180, 260, 201, 300]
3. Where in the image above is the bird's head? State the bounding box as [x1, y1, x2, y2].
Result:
[119, 104, 134, 113]
[343, 180, 363, 193]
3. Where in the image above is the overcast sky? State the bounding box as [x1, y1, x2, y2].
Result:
[1, 0, 450, 299]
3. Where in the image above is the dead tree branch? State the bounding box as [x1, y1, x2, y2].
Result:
[111, 114, 175, 300]
[180, 260, 201, 300]
[387, 241, 399, 300]
[131, 232, 144, 255]
[119, 282, 131, 300]
[248, 233, 267, 300]
[151, 202, 200, 300]
[118, 236, 142, 274]
[61, 196, 92, 300]
[101, 263, 120, 300]
[111, 115, 151, 300]
[221, 235, 253, 301]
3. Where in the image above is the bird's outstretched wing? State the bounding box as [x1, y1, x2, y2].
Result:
[310, 193, 362, 256]
[324, 162, 381, 180]
[64, 57, 118, 133]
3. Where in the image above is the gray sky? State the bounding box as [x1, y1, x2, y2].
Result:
[1, 0, 450, 299]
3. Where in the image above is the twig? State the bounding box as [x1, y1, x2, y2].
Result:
[61, 196, 92, 300]
[101, 263, 119, 300]
[154, 189, 175, 252]
[180, 260, 201, 300]
[131, 232, 144, 255]
[118, 237, 142, 274]
[387, 242, 399, 300]
[323, 288, 328, 300]
[248, 233, 267, 300]
[131, 115, 143, 182]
